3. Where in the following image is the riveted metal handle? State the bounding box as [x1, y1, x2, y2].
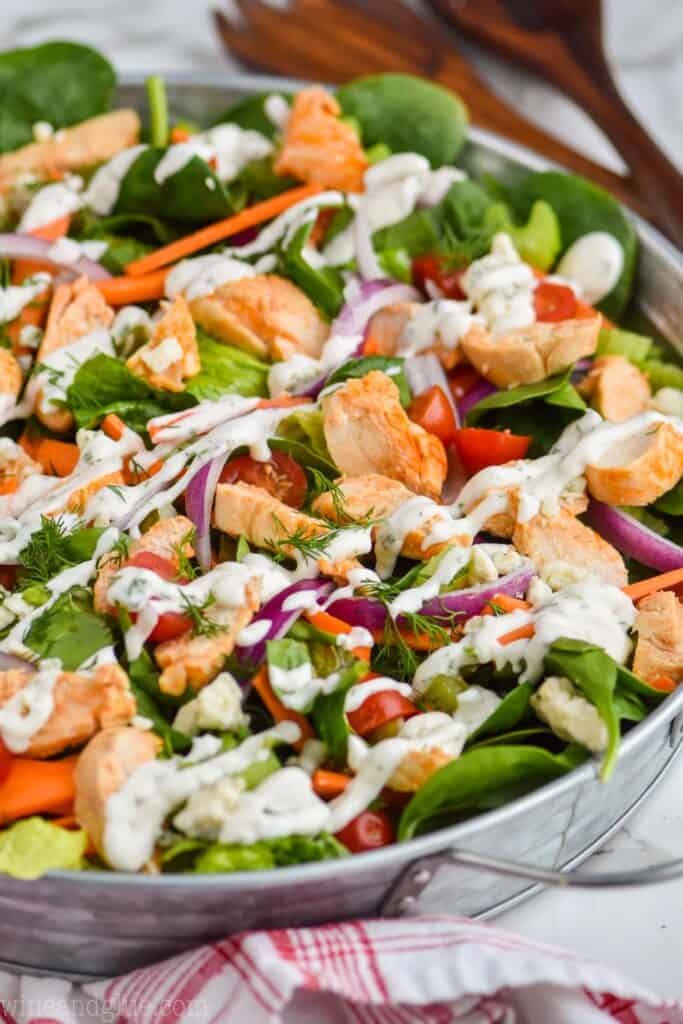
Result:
[381, 848, 683, 916]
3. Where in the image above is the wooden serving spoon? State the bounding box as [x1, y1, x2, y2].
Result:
[426, 0, 683, 247]
[214, 0, 651, 218]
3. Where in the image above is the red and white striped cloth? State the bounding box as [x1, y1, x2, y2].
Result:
[1, 917, 682, 1024]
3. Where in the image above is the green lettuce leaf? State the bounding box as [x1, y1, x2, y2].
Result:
[162, 831, 347, 873]
[0, 818, 87, 879]
[277, 408, 333, 466]
[326, 356, 411, 407]
[282, 220, 344, 319]
[185, 331, 269, 402]
[24, 586, 113, 671]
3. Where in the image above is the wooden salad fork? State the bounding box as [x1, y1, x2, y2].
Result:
[425, 0, 683, 247]
[214, 0, 652, 219]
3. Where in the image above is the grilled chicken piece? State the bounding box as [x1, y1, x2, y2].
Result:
[461, 317, 600, 388]
[365, 302, 464, 370]
[470, 487, 588, 541]
[213, 481, 363, 581]
[388, 748, 453, 792]
[0, 110, 141, 191]
[0, 350, 23, 401]
[512, 505, 627, 588]
[0, 436, 41, 487]
[585, 421, 683, 506]
[321, 372, 447, 500]
[74, 726, 161, 861]
[0, 664, 135, 759]
[94, 514, 194, 614]
[127, 295, 199, 392]
[190, 275, 328, 362]
[578, 355, 651, 421]
[632, 591, 683, 687]
[155, 578, 260, 696]
[67, 470, 126, 515]
[274, 86, 367, 193]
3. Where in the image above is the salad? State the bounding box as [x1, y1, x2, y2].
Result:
[0, 42, 681, 881]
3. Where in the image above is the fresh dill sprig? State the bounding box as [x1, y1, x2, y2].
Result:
[109, 535, 131, 567]
[179, 592, 221, 637]
[305, 468, 378, 529]
[18, 516, 76, 588]
[268, 521, 342, 564]
[173, 527, 199, 581]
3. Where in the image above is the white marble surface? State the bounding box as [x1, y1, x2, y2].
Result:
[2, 0, 683, 1000]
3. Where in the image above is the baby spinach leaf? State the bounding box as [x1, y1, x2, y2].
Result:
[312, 662, 367, 767]
[115, 147, 239, 224]
[544, 638, 620, 780]
[615, 662, 669, 704]
[507, 171, 637, 319]
[185, 331, 269, 402]
[24, 586, 113, 671]
[326, 356, 410, 407]
[654, 479, 683, 517]
[67, 353, 193, 434]
[269, 437, 337, 477]
[612, 690, 647, 724]
[467, 682, 533, 745]
[282, 220, 345, 319]
[338, 74, 468, 168]
[399, 743, 586, 840]
[470, 726, 554, 748]
[0, 42, 115, 154]
[465, 367, 580, 425]
[214, 92, 292, 138]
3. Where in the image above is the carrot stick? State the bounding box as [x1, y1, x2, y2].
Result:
[102, 413, 126, 441]
[370, 627, 452, 651]
[622, 569, 683, 602]
[498, 623, 536, 646]
[95, 269, 167, 306]
[482, 593, 532, 616]
[29, 438, 80, 477]
[312, 769, 351, 799]
[250, 666, 314, 751]
[305, 609, 371, 661]
[170, 127, 192, 144]
[124, 184, 322, 277]
[0, 756, 77, 825]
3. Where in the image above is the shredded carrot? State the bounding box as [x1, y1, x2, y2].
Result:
[30, 215, 72, 242]
[0, 756, 78, 825]
[102, 413, 126, 441]
[0, 478, 18, 496]
[124, 184, 322, 277]
[250, 666, 314, 751]
[498, 623, 536, 646]
[27, 438, 80, 477]
[305, 609, 371, 661]
[370, 627, 454, 651]
[170, 127, 192, 144]
[95, 269, 167, 306]
[649, 675, 678, 693]
[312, 769, 351, 799]
[482, 593, 532, 616]
[622, 569, 683, 602]
[362, 335, 381, 356]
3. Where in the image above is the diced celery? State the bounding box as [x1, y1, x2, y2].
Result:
[641, 359, 683, 392]
[365, 142, 392, 165]
[597, 326, 652, 364]
[378, 247, 412, 283]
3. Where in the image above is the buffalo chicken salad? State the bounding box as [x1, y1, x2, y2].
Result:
[0, 43, 680, 878]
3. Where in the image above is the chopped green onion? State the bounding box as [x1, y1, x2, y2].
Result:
[147, 75, 169, 148]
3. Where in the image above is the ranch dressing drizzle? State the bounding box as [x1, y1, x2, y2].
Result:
[153, 124, 272, 186]
[18, 181, 83, 233]
[398, 300, 483, 357]
[556, 232, 624, 305]
[344, 677, 413, 713]
[165, 254, 256, 301]
[104, 721, 301, 872]
[413, 578, 635, 693]
[217, 766, 330, 845]
[83, 145, 149, 216]
[461, 232, 536, 333]
[0, 658, 62, 753]
[236, 618, 272, 647]
[0, 273, 52, 326]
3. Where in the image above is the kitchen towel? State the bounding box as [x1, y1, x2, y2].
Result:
[1, 916, 682, 1023]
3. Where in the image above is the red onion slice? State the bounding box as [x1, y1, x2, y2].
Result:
[456, 377, 498, 421]
[185, 453, 231, 570]
[587, 500, 683, 572]
[233, 578, 334, 675]
[0, 233, 111, 281]
[328, 560, 535, 629]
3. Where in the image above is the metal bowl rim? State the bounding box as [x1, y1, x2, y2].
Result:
[45, 70, 683, 889]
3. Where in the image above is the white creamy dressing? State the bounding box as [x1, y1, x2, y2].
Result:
[0, 658, 62, 753]
[103, 721, 301, 871]
[264, 94, 291, 132]
[46, 237, 107, 266]
[165, 254, 256, 301]
[223, 191, 344, 262]
[83, 145, 148, 216]
[323, 155, 466, 267]
[34, 327, 115, 414]
[398, 299, 483, 358]
[556, 232, 624, 305]
[269, 658, 340, 713]
[18, 181, 83, 232]
[336, 626, 374, 651]
[281, 590, 321, 613]
[451, 685, 502, 735]
[344, 677, 413, 714]
[140, 336, 183, 374]
[111, 306, 152, 351]
[146, 394, 260, 445]
[153, 124, 272, 186]
[413, 578, 635, 693]
[236, 618, 272, 647]
[462, 233, 537, 333]
[0, 273, 51, 326]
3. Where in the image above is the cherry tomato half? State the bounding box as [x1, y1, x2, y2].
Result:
[534, 281, 577, 322]
[411, 253, 466, 299]
[453, 427, 532, 477]
[448, 365, 482, 403]
[148, 611, 193, 644]
[347, 690, 420, 738]
[220, 451, 307, 509]
[125, 551, 179, 581]
[0, 738, 11, 788]
[0, 566, 17, 591]
[408, 385, 458, 446]
[335, 809, 395, 854]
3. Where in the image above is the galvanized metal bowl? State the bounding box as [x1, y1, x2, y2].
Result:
[1, 74, 682, 980]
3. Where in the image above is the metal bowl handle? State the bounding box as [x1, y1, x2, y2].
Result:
[381, 847, 683, 916]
